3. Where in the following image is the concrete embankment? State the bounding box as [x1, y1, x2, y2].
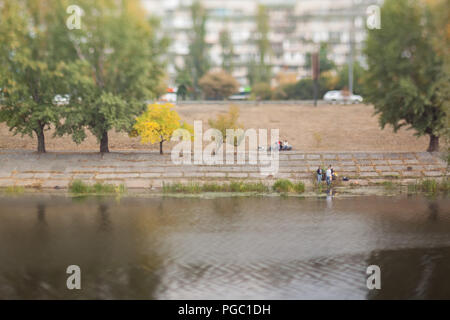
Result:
[0, 150, 447, 189]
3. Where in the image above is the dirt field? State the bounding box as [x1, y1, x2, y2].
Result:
[0, 103, 430, 152]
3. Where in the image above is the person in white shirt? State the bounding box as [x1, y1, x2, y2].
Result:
[326, 165, 333, 186]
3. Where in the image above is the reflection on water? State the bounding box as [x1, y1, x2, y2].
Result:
[0, 194, 449, 299]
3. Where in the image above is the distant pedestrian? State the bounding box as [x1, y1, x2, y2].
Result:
[326, 165, 332, 186]
[316, 167, 322, 184]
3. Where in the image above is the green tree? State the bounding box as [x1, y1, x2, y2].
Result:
[55, 0, 167, 153]
[424, 0, 449, 158]
[248, 4, 271, 85]
[305, 43, 336, 75]
[336, 62, 366, 95]
[186, 0, 210, 99]
[281, 78, 330, 100]
[219, 29, 234, 73]
[175, 66, 193, 100]
[364, 0, 447, 152]
[0, 0, 75, 153]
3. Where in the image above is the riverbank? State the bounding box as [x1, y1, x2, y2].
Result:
[0, 150, 447, 190]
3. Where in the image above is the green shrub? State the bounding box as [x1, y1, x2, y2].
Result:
[93, 182, 116, 194]
[440, 179, 450, 192]
[293, 182, 306, 193]
[272, 179, 294, 193]
[420, 179, 438, 193]
[163, 182, 200, 193]
[251, 82, 272, 100]
[408, 179, 449, 194]
[162, 181, 269, 194]
[237, 182, 268, 192]
[69, 180, 126, 195]
[69, 180, 89, 194]
[382, 181, 396, 190]
[115, 184, 127, 194]
[4, 186, 25, 194]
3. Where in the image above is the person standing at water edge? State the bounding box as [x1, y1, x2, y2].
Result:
[326, 165, 332, 186]
[316, 167, 322, 184]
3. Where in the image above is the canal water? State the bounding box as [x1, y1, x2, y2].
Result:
[0, 194, 449, 299]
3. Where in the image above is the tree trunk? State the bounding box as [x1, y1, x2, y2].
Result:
[100, 131, 109, 153]
[160, 141, 163, 155]
[36, 126, 46, 153]
[427, 134, 439, 152]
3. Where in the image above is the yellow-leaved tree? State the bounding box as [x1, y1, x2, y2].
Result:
[133, 103, 193, 154]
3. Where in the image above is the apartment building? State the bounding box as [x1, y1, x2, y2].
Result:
[141, 0, 382, 87]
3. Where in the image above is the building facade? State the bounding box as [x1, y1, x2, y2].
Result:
[141, 0, 382, 87]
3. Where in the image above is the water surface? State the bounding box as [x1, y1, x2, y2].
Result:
[0, 194, 449, 299]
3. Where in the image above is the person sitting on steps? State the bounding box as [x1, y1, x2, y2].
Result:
[282, 140, 292, 151]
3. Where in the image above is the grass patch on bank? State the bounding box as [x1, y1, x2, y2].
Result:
[408, 179, 450, 194]
[4, 186, 25, 194]
[162, 180, 306, 195]
[382, 181, 398, 190]
[69, 180, 127, 195]
[162, 181, 269, 194]
[272, 179, 305, 193]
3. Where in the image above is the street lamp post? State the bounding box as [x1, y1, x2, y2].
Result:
[312, 51, 320, 107]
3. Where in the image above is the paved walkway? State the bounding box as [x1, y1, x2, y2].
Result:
[0, 150, 447, 189]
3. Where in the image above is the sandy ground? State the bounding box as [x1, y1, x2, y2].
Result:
[0, 103, 430, 152]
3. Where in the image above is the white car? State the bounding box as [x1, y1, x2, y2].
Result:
[159, 92, 177, 103]
[228, 92, 251, 101]
[323, 90, 363, 104]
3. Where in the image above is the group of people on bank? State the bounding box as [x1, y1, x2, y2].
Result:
[316, 165, 338, 186]
[267, 140, 292, 151]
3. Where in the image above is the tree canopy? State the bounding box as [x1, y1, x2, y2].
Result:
[199, 69, 239, 100]
[133, 103, 193, 154]
[0, 0, 167, 153]
[0, 0, 76, 152]
[184, 0, 210, 99]
[364, 0, 448, 152]
[55, 0, 167, 153]
[248, 5, 272, 85]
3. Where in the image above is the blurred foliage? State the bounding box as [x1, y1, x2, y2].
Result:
[0, 0, 74, 152]
[363, 0, 448, 152]
[273, 77, 332, 100]
[248, 4, 272, 85]
[219, 29, 234, 73]
[199, 69, 239, 100]
[184, 0, 210, 99]
[208, 105, 242, 142]
[305, 43, 336, 74]
[251, 82, 273, 101]
[0, 0, 167, 153]
[54, 0, 167, 153]
[336, 62, 366, 95]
